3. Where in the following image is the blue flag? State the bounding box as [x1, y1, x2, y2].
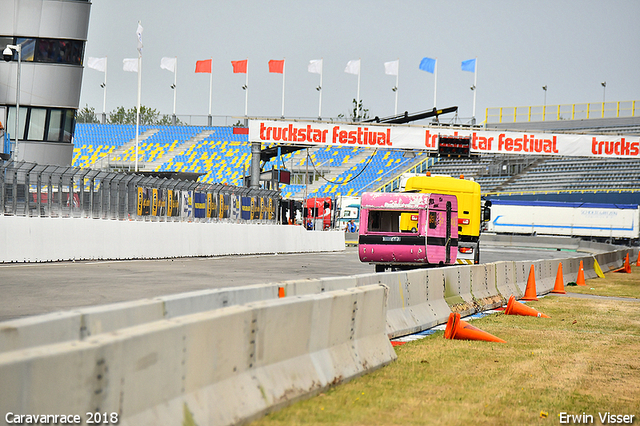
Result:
[461, 58, 476, 72]
[419, 57, 436, 74]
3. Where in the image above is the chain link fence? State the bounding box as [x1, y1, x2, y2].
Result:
[0, 161, 280, 223]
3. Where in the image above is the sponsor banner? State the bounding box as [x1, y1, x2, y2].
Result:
[248, 119, 640, 159]
[181, 191, 193, 218]
[167, 190, 179, 217]
[230, 195, 241, 220]
[219, 193, 230, 219]
[137, 187, 150, 216]
[251, 197, 260, 220]
[206, 193, 217, 218]
[268, 197, 275, 221]
[241, 196, 252, 221]
[151, 188, 166, 216]
[194, 192, 207, 218]
[260, 197, 267, 220]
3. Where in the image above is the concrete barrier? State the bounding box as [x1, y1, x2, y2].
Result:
[470, 263, 503, 309]
[0, 285, 396, 426]
[443, 265, 476, 316]
[0, 216, 345, 263]
[355, 269, 452, 338]
[494, 261, 521, 300]
[1, 240, 633, 353]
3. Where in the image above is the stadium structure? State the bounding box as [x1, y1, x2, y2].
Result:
[1, 0, 639, 212]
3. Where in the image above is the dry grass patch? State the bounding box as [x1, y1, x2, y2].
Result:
[253, 270, 640, 426]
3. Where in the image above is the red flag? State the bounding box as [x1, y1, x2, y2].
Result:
[195, 59, 212, 73]
[268, 59, 284, 74]
[231, 59, 248, 73]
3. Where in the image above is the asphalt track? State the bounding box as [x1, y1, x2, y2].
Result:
[0, 245, 584, 322]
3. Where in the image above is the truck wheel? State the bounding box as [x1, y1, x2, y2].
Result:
[375, 265, 386, 273]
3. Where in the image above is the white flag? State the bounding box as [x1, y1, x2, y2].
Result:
[136, 22, 144, 54]
[384, 60, 399, 76]
[308, 59, 322, 74]
[344, 59, 360, 75]
[123, 58, 138, 72]
[87, 57, 106, 72]
[161, 57, 176, 72]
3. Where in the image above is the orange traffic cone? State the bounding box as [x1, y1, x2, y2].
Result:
[551, 263, 566, 294]
[504, 295, 550, 318]
[636, 251, 640, 267]
[576, 260, 586, 286]
[616, 253, 632, 274]
[521, 265, 538, 301]
[613, 253, 631, 273]
[444, 312, 506, 343]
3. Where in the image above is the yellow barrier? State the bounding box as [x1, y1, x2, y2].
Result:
[486, 100, 638, 123]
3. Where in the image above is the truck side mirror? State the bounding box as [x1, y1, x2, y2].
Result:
[482, 205, 491, 222]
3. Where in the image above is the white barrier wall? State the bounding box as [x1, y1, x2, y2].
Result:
[0, 216, 345, 262]
[0, 285, 396, 426]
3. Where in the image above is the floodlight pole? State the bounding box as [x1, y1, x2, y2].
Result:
[6, 43, 22, 161]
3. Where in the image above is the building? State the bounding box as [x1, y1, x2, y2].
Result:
[0, 0, 91, 165]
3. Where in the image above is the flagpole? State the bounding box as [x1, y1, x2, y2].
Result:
[318, 58, 323, 120]
[208, 58, 212, 124]
[244, 59, 249, 117]
[135, 20, 142, 173]
[433, 58, 438, 108]
[472, 57, 477, 124]
[135, 53, 141, 172]
[356, 58, 361, 106]
[102, 57, 107, 124]
[394, 58, 399, 116]
[281, 58, 285, 118]
[172, 56, 177, 117]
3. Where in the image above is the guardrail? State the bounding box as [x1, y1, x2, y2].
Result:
[485, 100, 638, 124]
[0, 237, 635, 425]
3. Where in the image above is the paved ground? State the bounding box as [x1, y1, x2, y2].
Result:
[0, 245, 584, 321]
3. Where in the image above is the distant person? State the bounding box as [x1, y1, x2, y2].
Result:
[305, 218, 314, 230]
[346, 219, 357, 233]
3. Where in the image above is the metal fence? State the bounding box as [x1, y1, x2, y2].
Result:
[0, 161, 280, 223]
[485, 100, 638, 124]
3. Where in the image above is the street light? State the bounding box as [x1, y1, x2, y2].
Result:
[542, 85, 547, 106]
[3, 43, 22, 161]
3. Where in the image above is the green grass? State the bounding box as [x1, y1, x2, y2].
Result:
[252, 267, 640, 426]
[567, 263, 640, 299]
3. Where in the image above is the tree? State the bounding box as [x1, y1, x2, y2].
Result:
[76, 104, 100, 124]
[338, 99, 369, 123]
[107, 105, 182, 125]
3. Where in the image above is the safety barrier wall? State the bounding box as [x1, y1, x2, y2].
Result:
[0, 285, 396, 426]
[2, 245, 636, 354]
[0, 216, 345, 262]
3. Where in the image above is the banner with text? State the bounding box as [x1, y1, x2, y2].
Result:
[248, 119, 640, 159]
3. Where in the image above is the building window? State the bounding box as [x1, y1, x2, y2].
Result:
[6, 106, 75, 143]
[2, 37, 85, 66]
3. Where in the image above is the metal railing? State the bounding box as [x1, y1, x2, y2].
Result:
[0, 161, 280, 223]
[485, 100, 638, 124]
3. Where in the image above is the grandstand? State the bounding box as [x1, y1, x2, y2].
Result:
[72, 120, 640, 204]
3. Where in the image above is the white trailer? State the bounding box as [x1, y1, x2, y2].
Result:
[485, 200, 640, 241]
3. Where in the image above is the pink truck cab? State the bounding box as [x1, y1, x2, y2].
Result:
[358, 192, 458, 272]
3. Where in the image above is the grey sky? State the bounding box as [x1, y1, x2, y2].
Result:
[79, 0, 640, 123]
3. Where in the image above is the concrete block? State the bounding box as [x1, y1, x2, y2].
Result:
[443, 265, 476, 316]
[0, 311, 81, 353]
[494, 261, 521, 300]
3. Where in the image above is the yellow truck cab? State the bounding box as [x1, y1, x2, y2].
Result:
[404, 174, 483, 264]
